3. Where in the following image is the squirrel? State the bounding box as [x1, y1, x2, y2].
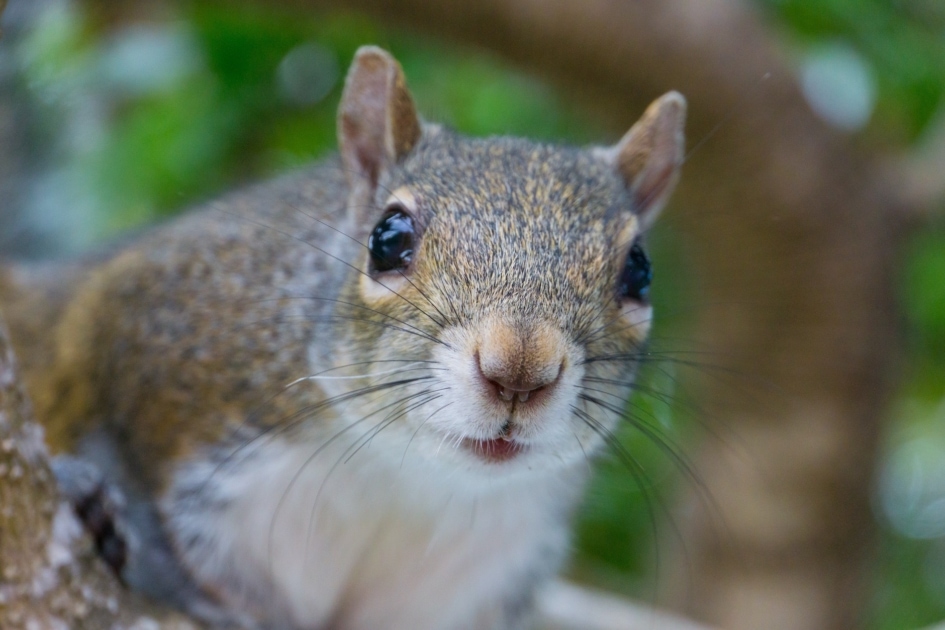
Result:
[0, 46, 686, 629]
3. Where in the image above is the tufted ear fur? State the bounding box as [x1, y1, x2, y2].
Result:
[608, 92, 686, 230]
[338, 46, 421, 195]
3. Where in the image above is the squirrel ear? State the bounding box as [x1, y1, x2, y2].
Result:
[609, 92, 686, 230]
[338, 46, 422, 191]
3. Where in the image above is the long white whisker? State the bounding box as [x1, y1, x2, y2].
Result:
[284, 362, 431, 388]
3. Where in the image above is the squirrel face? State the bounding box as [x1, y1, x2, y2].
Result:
[334, 47, 684, 478]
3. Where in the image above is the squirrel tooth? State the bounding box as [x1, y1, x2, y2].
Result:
[499, 387, 515, 401]
[517, 391, 530, 403]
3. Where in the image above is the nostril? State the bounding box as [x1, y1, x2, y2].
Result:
[475, 351, 562, 405]
[494, 382, 542, 404]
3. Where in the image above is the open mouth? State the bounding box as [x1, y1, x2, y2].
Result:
[462, 437, 525, 463]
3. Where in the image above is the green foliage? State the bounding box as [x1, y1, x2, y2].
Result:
[758, 0, 945, 138]
[905, 227, 945, 385]
[869, 223, 945, 629]
[18, 3, 599, 242]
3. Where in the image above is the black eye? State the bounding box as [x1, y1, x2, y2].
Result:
[369, 209, 416, 272]
[619, 241, 652, 301]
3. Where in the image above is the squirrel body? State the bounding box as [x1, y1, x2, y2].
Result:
[0, 47, 686, 629]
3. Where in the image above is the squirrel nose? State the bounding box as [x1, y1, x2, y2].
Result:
[486, 378, 548, 404]
[475, 318, 568, 407]
[476, 352, 562, 405]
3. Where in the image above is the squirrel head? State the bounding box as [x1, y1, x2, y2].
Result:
[333, 46, 685, 477]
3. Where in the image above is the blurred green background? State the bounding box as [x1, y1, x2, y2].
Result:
[2, 1, 944, 628]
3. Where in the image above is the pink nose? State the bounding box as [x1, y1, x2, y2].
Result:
[476, 353, 561, 405]
[474, 317, 568, 407]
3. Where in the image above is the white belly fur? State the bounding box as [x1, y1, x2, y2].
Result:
[166, 426, 583, 630]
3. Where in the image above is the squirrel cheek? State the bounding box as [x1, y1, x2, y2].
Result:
[358, 269, 411, 305]
[620, 302, 653, 342]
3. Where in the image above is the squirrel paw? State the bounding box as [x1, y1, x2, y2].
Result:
[51, 455, 129, 576]
[52, 454, 257, 627]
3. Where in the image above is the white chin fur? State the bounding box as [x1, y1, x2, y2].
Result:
[167, 412, 583, 629]
[420, 325, 591, 473]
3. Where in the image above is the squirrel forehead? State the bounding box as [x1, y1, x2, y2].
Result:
[377, 136, 639, 309]
[394, 134, 634, 230]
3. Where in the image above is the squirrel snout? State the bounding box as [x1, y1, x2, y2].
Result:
[477, 363, 559, 404]
[474, 320, 566, 407]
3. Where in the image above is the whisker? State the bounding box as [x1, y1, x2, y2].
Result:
[284, 198, 456, 328]
[285, 362, 442, 386]
[185, 290, 443, 345]
[570, 404, 662, 573]
[401, 400, 456, 467]
[582, 377, 684, 411]
[269, 386, 437, 575]
[215, 206, 447, 332]
[577, 392, 732, 563]
[299, 389, 447, 560]
[223, 312, 444, 348]
[575, 301, 654, 347]
[208, 376, 436, 488]
[343, 389, 448, 464]
[578, 393, 701, 497]
[572, 430, 593, 474]
[271, 165, 454, 326]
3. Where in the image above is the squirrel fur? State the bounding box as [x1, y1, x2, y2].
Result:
[0, 46, 686, 629]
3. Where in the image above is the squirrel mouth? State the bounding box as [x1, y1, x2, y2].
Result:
[462, 437, 525, 463]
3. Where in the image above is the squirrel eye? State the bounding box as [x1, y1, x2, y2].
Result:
[369, 208, 416, 272]
[619, 241, 652, 302]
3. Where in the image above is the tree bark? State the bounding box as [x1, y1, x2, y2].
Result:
[0, 315, 204, 628]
